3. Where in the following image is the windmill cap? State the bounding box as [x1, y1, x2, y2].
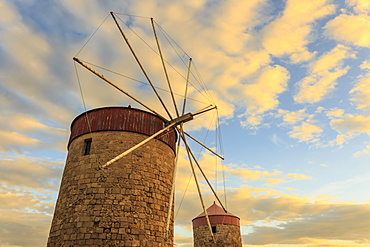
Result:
[68, 106, 177, 151]
[192, 202, 240, 228]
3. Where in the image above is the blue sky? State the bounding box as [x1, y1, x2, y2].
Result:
[1, 0, 370, 246]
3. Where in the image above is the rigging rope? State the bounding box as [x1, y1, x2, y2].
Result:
[75, 13, 110, 57]
[78, 59, 210, 106]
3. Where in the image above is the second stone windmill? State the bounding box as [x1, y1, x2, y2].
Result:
[48, 12, 237, 246]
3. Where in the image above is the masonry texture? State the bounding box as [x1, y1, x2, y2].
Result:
[193, 224, 242, 247]
[47, 107, 176, 247]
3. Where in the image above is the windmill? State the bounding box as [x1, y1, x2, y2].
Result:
[48, 12, 234, 246]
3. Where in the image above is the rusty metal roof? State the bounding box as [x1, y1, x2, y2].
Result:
[192, 202, 240, 228]
[68, 106, 177, 151]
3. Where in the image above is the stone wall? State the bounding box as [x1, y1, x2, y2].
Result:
[47, 130, 175, 246]
[193, 224, 242, 247]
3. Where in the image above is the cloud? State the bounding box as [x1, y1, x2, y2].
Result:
[331, 114, 370, 134]
[325, 13, 370, 47]
[280, 109, 309, 125]
[353, 145, 370, 157]
[261, 0, 336, 63]
[294, 45, 354, 104]
[360, 60, 370, 69]
[243, 202, 370, 245]
[0, 210, 51, 247]
[0, 112, 69, 154]
[241, 65, 290, 126]
[328, 133, 355, 146]
[347, 0, 370, 14]
[350, 73, 370, 109]
[326, 108, 345, 118]
[289, 121, 323, 143]
[0, 156, 63, 190]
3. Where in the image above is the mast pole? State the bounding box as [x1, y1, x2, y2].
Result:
[151, 18, 179, 118]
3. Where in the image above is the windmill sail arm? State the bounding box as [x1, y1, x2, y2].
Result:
[73, 57, 168, 122]
[151, 18, 179, 118]
[181, 130, 224, 160]
[110, 12, 173, 121]
[178, 128, 215, 243]
[178, 130, 227, 212]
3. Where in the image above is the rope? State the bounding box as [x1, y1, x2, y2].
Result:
[75, 13, 110, 57]
[216, 109, 227, 209]
[79, 59, 209, 105]
[154, 21, 213, 103]
[112, 12, 150, 19]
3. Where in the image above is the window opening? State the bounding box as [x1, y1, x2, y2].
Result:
[84, 138, 92, 155]
[212, 226, 217, 234]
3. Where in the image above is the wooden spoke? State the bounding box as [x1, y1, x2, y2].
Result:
[180, 130, 224, 160]
[111, 12, 174, 120]
[165, 130, 182, 241]
[178, 127, 215, 243]
[73, 57, 168, 121]
[151, 18, 179, 118]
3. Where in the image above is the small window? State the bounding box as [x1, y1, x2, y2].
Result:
[212, 226, 217, 234]
[84, 138, 92, 155]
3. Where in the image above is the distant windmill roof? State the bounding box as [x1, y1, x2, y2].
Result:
[192, 202, 240, 227]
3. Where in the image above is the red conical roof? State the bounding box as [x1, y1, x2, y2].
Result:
[192, 202, 240, 228]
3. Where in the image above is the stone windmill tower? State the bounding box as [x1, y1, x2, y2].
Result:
[47, 12, 229, 246]
[47, 107, 178, 246]
[192, 202, 242, 247]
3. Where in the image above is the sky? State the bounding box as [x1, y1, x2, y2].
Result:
[0, 0, 370, 246]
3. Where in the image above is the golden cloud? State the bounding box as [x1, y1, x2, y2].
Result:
[331, 114, 370, 134]
[325, 13, 370, 47]
[282, 109, 309, 125]
[0, 210, 51, 247]
[242, 65, 289, 126]
[289, 122, 323, 142]
[360, 60, 370, 69]
[294, 45, 353, 104]
[262, 0, 335, 62]
[354, 145, 370, 157]
[243, 202, 370, 245]
[347, 0, 370, 14]
[328, 133, 355, 146]
[326, 108, 345, 118]
[350, 72, 370, 109]
[0, 156, 63, 190]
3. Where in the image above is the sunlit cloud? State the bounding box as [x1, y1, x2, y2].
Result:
[353, 144, 370, 157]
[0, 210, 51, 247]
[294, 44, 354, 104]
[326, 108, 345, 118]
[241, 65, 290, 126]
[261, 0, 335, 63]
[331, 114, 370, 134]
[289, 121, 323, 143]
[280, 109, 309, 125]
[0, 156, 63, 190]
[347, 0, 370, 14]
[325, 13, 370, 47]
[328, 133, 355, 146]
[350, 71, 370, 109]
